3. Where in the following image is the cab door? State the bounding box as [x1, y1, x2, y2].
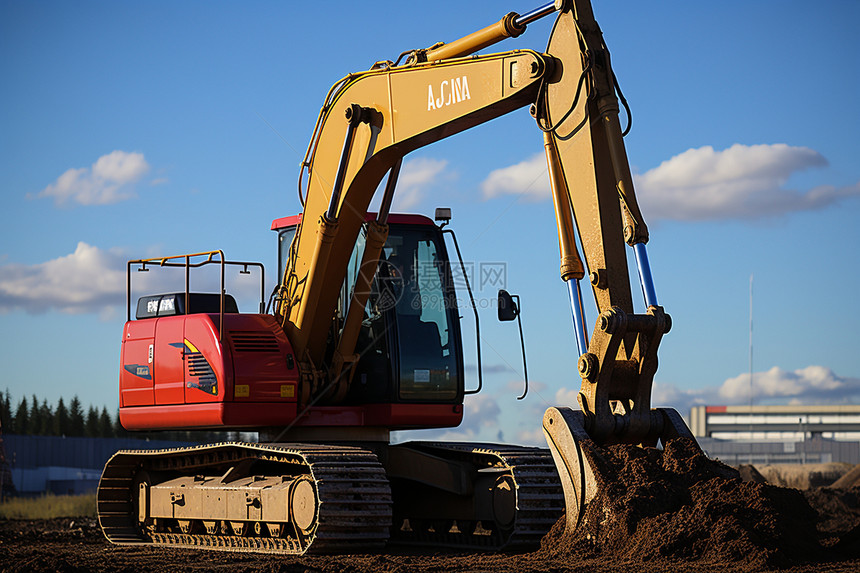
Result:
[153, 316, 186, 404]
[120, 320, 156, 406]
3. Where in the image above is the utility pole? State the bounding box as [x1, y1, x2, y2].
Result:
[748, 273, 754, 465]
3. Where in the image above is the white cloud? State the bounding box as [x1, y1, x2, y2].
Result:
[515, 427, 546, 447]
[33, 150, 151, 206]
[718, 365, 857, 403]
[0, 242, 127, 315]
[460, 392, 501, 431]
[554, 387, 580, 407]
[634, 144, 860, 220]
[504, 379, 547, 394]
[481, 153, 549, 201]
[0, 244, 273, 318]
[654, 365, 860, 418]
[652, 379, 705, 410]
[391, 157, 449, 211]
[479, 143, 860, 220]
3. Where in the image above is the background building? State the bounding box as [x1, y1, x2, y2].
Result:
[690, 404, 860, 465]
[4, 434, 196, 495]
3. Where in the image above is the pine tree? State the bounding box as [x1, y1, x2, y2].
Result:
[113, 409, 127, 438]
[85, 406, 99, 437]
[54, 397, 69, 436]
[13, 397, 29, 434]
[0, 390, 11, 431]
[29, 394, 42, 436]
[38, 400, 52, 436]
[69, 396, 85, 437]
[99, 407, 114, 438]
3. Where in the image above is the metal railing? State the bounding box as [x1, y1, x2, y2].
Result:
[126, 250, 266, 340]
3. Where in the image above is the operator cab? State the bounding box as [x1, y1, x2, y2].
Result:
[272, 213, 464, 405]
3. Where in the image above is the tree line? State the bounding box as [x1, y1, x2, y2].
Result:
[0, 391, 229, 442]
[1, 391, 118, 438]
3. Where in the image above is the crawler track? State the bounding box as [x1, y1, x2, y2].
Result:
[97, 441, 562, 554]
[390, 442, 564, 550]
[97, 442, 392, 554]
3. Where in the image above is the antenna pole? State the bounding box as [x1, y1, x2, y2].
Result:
[748, 273, 754, 464]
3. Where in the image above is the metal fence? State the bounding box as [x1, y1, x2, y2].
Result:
[4, 434, 198, 495]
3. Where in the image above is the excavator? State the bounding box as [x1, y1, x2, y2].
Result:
[98, 0, 697, 554]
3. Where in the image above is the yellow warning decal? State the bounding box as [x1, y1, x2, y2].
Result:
[280, 384, 295, 398]
[234, 384, 250, 398]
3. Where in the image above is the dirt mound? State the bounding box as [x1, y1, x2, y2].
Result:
[540, 438, 826, 568]
[831, 464, 860, 489]
[737, 464, 766, 483]
[803, 485, 860, 554]
[758, 463, 853, 489]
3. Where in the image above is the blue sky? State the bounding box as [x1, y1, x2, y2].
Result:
[1, 1, 859, 446]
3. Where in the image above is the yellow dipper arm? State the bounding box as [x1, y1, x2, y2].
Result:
[540, 2, 665, 442]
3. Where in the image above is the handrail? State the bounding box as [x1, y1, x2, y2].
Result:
[126, 250, 266, 341]
[442, 229, 482, 396]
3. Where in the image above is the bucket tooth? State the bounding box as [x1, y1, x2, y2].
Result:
[541, 407, 602, 533]
[657, 407, 698, 441]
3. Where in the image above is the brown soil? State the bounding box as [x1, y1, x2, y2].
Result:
[803, 486, 860, 550]
[831, 465, 860, 489]
[1, 439, 858, 573]
[539, 438, 860, 569]
[737, 464, 767, 483]
[758, 463, 854, 490]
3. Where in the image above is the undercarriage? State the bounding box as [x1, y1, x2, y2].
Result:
[97, 441, 563, 554]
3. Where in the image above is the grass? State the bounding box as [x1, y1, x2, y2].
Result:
[0, 492, 96, 519]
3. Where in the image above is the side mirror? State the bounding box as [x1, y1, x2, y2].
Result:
[497, 289, 519, 322]
[497, 289, 529, 400]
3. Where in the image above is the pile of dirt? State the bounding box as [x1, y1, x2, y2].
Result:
[539, 438, 832, 568]
[803, 485, 860, 552]
[831, 464, 860, 489]
[757, 463, 853, 489]
[737, 464, 766, 483]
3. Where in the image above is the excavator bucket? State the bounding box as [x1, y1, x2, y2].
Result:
[542, 406, 699, 533]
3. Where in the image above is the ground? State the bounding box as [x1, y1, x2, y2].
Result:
[1, 441, 858, 572]
[0, 515, 857, 573]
